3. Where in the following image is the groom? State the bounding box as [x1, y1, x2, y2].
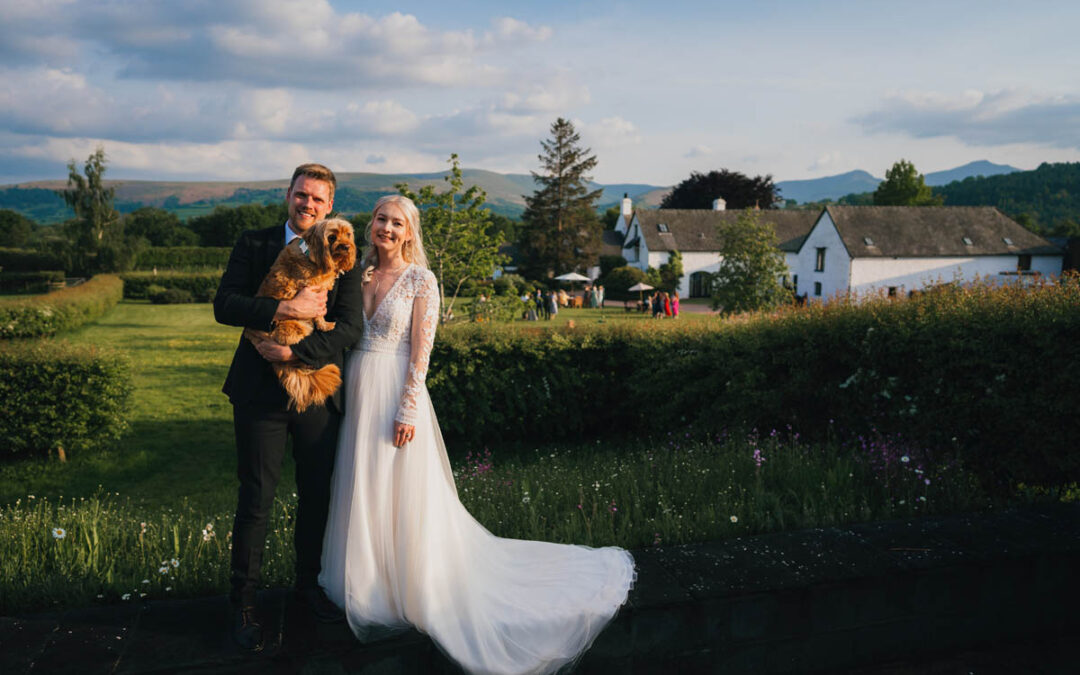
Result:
[213, 163, 363, 651]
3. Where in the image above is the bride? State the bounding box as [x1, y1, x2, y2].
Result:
[319, 195, 635, 674]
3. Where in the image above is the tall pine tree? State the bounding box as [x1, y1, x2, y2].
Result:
[519, 118, 603, 278]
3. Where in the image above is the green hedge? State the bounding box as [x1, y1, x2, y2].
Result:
[429, 276, 1080, 492]
[134, 247, 231, 271]
[0, 247, 66, 272]
[0, 341, 131, 458]
[0, 271, 64, 294]
[0, 275, 123, 339]
[119, 271, 221, 302]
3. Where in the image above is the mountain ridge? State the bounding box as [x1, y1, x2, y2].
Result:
[0, 161, 1030, 223]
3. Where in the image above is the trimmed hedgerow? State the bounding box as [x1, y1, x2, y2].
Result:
[0, 270, 64, 294]
[0, 275, 123, 339]
[429, 276, 1080, 493]
[0, 341, 131, 459]
[119, 271, 220, 302]
[0, 247, 66, 273]
[134, 247, 231, 271]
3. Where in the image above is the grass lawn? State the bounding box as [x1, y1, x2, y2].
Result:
[0, 301, 255, 513]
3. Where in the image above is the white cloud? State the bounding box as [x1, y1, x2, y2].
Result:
[685, 145, 712, 158]
[488, 17, 553, 44]
[584, 117, 642, 148]
[856, 88, 1080, 149]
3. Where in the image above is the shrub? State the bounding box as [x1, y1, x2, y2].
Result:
[428, 277, 1080, 493]
[0, 341, 131, 459]
[149, 287, 195, 304]
[600, 265, 647, 300]
[0, 247, 66, 273]
[0, 275, 123, 339]
[134, 247, 231, 271]
[119, 271, 221, 302]
[0, 271, 64, 294]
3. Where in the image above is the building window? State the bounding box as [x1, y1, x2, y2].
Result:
[657, 223, 669, 233]
[888, 286, 897, 297]
[815, 247, 826, 272]
[1018, 254, 1032, 271]
[814, 281, 822, 297]
[792, 274, 798, 293]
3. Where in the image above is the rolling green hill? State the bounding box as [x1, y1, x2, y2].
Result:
[0, 170, 667, 224]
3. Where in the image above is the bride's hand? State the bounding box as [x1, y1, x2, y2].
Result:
[393, 422, 415, 447]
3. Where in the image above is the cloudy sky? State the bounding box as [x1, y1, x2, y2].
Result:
[2, 0, 1078, 186]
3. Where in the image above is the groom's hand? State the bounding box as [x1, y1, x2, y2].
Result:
[255, 340, 295, 362]
[275, 287, 327, 321]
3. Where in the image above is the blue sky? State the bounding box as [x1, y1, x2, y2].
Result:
[1, 0, 1078, 186]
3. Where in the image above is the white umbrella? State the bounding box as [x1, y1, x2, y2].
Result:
[554, 271, 590, 297]
[627, 281, 654, 307]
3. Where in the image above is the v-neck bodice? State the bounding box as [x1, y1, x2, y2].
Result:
[357, 264, 433, 357]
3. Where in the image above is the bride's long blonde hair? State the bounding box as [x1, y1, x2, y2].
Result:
[360, 195, 429, 283]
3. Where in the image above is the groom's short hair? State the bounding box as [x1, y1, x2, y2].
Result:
[290, 163, 337, 200]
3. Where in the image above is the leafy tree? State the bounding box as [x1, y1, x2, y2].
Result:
[873, 159, 944, 206]
[397, 154, 507, 322]
[0, 209, 35, 247]
[661, 169, 778, 210]
[58, 146, 124, 273]
[598, 254, 627, 278]
[123, 207, 198, 246]
[711, 209, 790, 314]
[488, 213, 520, 243]
[188, 203, 286, 247]
[601, 205, 621, 229]
[519, 118, 603, 278]
[599, 265, 646, 301]
[658, 250, 684, 293]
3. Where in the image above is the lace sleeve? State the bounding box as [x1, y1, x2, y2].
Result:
[395, 269, 440, 425]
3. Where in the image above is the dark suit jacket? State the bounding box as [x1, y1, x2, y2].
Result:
[213, 224, 364, 414]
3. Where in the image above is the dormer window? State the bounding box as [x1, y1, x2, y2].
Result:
[657, 223, 669, 233]
[1002, 237, 1013, 246]
[962, 237, 974, 246]
[863, 237, 874, 246]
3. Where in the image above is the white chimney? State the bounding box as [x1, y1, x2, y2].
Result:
[621, 193, 632, 217]
[712, 197, 726, 211]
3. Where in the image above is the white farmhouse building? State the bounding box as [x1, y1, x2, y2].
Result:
[603, 197, 1064, 301]
[799, 206, 1064, 300]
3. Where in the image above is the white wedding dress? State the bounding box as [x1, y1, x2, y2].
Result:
[319, 264, 635, 675]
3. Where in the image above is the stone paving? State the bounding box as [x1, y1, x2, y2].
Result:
[2, 503, 1077, 674]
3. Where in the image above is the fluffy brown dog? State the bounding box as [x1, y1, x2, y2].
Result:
[245, 217, 357, 412]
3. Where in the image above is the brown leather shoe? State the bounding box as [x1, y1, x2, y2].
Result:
[232, 604, 264, 652]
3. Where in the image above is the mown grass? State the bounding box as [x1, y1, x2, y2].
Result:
[0, 301, 254, 513]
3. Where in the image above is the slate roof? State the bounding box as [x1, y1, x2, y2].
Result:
[631, 209, 819, 253]
[824, 206, 1062, 258]
[601, 229, 625, 257]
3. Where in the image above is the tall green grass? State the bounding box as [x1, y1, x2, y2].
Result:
[1, 431, 987, 614]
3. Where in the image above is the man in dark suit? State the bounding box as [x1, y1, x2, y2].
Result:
[213, 163, 364, 651]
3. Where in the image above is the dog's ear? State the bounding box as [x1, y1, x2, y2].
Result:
[334, 222, 357, 273]
[304, 220, 333, 271]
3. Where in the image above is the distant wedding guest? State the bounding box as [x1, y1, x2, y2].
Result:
[672, 290, 680, 318]
[598, 285, 605, 308]
[535, 289, 547, 320]
[588, 286, 599, 308]
[651, 292, 662, 319]
[663, 291, 672, 317]
[547, 290, 559, 319]
[558, 288, 569, 307]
